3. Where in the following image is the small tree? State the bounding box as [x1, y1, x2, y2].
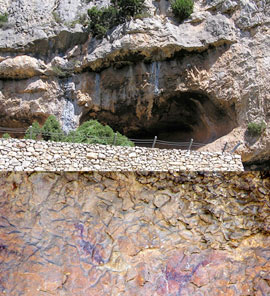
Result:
[2, 133, 11, 139]
[24, 121, 42, 140]
[171, 0, 193, 22]
[41, 115, 64, 142]
[65, 120, 134, 146]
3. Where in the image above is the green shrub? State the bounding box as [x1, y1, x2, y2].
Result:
[51, 65, 68, 77]
[23, 117, 133, 147]
[41, 115, 64, 142]
[171, 0, 193, 22]
[24, 121, 42, 140]
[247, 121, 266, 137]
[87, 0, 146, 38]
[134, 12, 151, 20]
[2, 133, 11, 139]
[88, 6, 118, 38]
[65, 120, 134, 146]
[0, 12, 8, 28]
[114, 131, 135, 146]
[112, 0, 145, 21]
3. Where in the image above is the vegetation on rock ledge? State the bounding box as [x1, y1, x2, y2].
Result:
[0, 12, 8, 28]
[247, 121, 266, 137]
[87, 0, 145, 38]
[171, 0, 194, 22]
[23, 116, 133, 147]
[65, 120, 134, 146]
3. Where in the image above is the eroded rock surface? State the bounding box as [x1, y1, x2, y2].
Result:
[0, 172, 270, 295]
[0, 0, 270, 165]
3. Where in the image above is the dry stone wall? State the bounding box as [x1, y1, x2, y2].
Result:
[0, 172, 269, 295]
[0, 138, 243, 171]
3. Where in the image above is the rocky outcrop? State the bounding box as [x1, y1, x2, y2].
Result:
[0, 172, 270, 295]
[0, 55, 47, 79]
[0, 0, 270, 166]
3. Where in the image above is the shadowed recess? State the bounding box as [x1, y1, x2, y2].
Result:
[82, 91, 237, 146]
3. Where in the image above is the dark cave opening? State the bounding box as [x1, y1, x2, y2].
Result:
[82, 91, 237, 148]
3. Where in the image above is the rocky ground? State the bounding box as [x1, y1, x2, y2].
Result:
[0, 172, 270, 295]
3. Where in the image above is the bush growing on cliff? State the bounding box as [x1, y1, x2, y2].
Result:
[112, 0, 145, 21]
[41, 115, 64, 142]
[87, 6, 118, 38]
[87, 0, 146, 38]
[171, 0, 193, 22]
[247, 121, 266, 137]
[24, 121, 42, 140]
[24, 117, 133, 146]
[65, 120, 134, 146]
[0, 12, 8, 28]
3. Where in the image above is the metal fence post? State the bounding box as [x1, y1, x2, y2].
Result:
[29, 125, 33, 139]
[188, 138, 193, 152]
[152, 136, 157, 148]
[231, 142, 242, 153]
[222, 142, 228, 154]
[113, 133, 117, 145]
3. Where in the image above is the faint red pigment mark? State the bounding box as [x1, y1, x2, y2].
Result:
[74, 223, 104, 266]
[157, 253, 210, 296]
[166, 260, 207, 295]
[12, 182, 17, 191]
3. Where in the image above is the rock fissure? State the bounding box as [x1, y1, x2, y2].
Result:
[1, 172, 270, 294]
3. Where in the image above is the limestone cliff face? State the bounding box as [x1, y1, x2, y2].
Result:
[0, 0, 270, 165]
[0, 172, 270, 295]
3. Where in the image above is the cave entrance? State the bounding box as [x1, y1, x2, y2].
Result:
[82, 91, 236, 149]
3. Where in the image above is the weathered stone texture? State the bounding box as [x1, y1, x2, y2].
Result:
[0, 138, 244, 171]
[0, 172, 270, 295]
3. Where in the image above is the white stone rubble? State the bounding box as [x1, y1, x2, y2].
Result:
[0, 139, 244, 171]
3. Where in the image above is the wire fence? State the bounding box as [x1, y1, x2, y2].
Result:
[0, 126, 242, 153]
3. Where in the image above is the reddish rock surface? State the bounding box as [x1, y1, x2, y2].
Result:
[0, 172, 270, 295]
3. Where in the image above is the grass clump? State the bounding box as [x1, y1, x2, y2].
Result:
[69, 14, 88, 28]
[52, 65, 67, 77]
[170, 0, 193, 22]
[247, 121, 266, 137]
[134, 12, 151, 20]
[2, 133, 11, 139]
[0, 12, 8, 28]
[52, 11, 62, 24]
